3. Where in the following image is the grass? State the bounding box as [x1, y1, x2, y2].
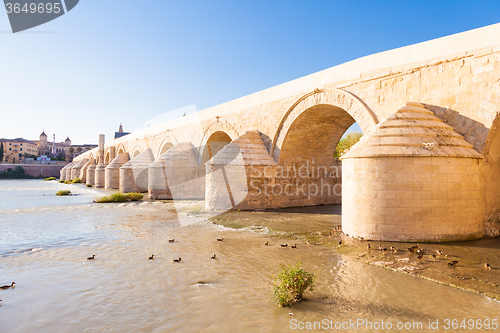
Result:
[72, 178, 81, 183]
[56, 190, 71, 196]
[95, 192, 144, 203]
[186, 203, 205, 214]
[86, 184, 93, 187]
[59, 180, 65, 183]
[43, 177, 57, 181]
[272, 262, 315, 307]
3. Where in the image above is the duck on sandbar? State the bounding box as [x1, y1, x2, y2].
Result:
[168, 239, 175, 243]
[173, 258, 182, 263]
[217, 238, 223, 242]
[281, 244, 288, 247]
[448, 261, 459, 267]
[0, 282, 15, 290]
[87, 255, 95, 260]
[291, 244, 297, 249]
[265, 242, 269, 246]
[485, 263, 491, 269]
[149, 254, 154, 260]
[211, 254, 216, 260]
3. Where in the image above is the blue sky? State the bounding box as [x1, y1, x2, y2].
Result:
[1, 1, 500, 144]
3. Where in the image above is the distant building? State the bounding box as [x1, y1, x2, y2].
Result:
[114, 123, 130, 140]
[32, 131, 98, 162]
[0, 138, 38, 164]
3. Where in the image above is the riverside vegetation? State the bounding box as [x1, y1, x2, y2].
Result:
[272, 261, 315, 307]
[95, 192, 143, 203]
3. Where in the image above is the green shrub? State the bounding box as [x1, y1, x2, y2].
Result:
[126, 193, 144, 201]
[272, 262, 315, 307]
[95, 192, 143, 203]
[72, 178, 81, 183]
[334, 132, 363, 158]
[56, 190, 71, 196]
[86, 184, 92, 187]
[64, 180, 71, 184]
[59, 180, 65, 183]
[43, 177, 57, 181]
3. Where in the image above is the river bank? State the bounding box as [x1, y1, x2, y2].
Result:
[207, 205, 500, 301]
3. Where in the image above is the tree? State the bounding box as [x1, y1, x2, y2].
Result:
[334, 132, 363, 158]
[0, 142, 3, 163]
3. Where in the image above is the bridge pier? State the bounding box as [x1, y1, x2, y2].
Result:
[71, 159, 87, 181]
[105, 153, 129, 189]
[64, 161, 77, 181]
[95, 164, 107, 188]
[341, 103, 484, 242]
[148, 142, 204, 200]
[120, 148, 154, 193]
[85, 159, 96, 186]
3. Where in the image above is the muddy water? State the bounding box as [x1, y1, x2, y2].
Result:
[1, 180, 500, 332]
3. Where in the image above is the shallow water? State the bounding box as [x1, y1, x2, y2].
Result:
[1, 180, 499, 332]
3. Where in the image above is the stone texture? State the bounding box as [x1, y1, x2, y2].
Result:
[120, 148, 155, 193]
[105, 153, 129, 190]
[148, 142, 204, 200]
[341, 103, 484, 242]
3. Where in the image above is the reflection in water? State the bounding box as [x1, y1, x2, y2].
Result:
[0, 180, 499, 332]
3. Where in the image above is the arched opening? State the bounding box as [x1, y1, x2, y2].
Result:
[117, 148, 124, 154]
[132, 150, 141, 158]
[201, 131, 232, 165]
[274, 104, 366, 209]
[105, 152, 110, 164]
[159, 142, 174, 156]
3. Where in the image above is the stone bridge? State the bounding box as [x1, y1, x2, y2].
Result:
[63, 23, 500, 242]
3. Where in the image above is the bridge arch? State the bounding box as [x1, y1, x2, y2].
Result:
[271, 88, 378, 162]
[198, 119, 239, 164]
[157, 135, 178, 158]
[116, 144, 126, 155]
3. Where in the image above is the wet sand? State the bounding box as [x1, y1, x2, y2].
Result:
[207, 205, 500, 300]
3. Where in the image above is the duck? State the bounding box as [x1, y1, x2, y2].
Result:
[87, 255, 95, 260]
[168, 239, 175, 243]
[416, 255, 423, 260]
[291, 244, 297, 249]
[485, 263, 491, 270]
[431, 254, 436, 259]
[211, 254, 216, 260]
[447, 261, 459, 267]
[358, 236, 364, 241]
[436, 250, 443, 256]
[217, 238, 223, 242]
[367, 244, 371, 250]
[265, 242, 269, 246]
[0, 282, 15, 290]
[390, 246, 396, 253]
[173, 258, 182, 263]
[148, 254, 154, 260]
[281, 244, 288, 247]
[338, 240, 342, 245]
[381, 248, 387, 254]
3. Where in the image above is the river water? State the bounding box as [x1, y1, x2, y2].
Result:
[1, 180, 499, 332]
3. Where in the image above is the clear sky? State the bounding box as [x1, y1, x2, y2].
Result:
[1, 0, 500, 144]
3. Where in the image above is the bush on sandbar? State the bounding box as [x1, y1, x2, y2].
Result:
[272, 261, 315, 307]
[56, 190, 71, 196]
[86, 184, 92, 187]
[95, 192, 144, 203]
[43, 177, 57, 181]
[72, 178, 81, 183]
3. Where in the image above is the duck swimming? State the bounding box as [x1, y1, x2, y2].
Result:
[291, 244, 297, 249]
[211, 254, 216, 260]
[217, 238, 223, 242]
[173, 258, 182, 263]
[87, 255, 95, 260]
[168, 239, 175, 243]
[281, 244, 288, 247]
[0, 282, 15, 290]
[148, 254, 154, 260]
